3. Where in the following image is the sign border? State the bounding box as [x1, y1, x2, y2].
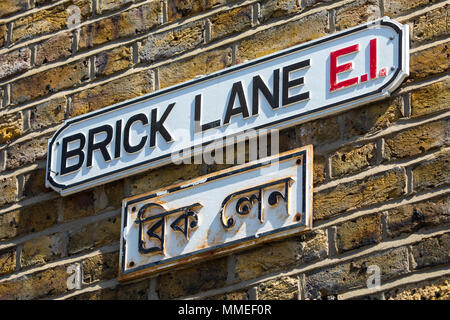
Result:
[46, 17, 409, 195]
[118, 145, 313, 282]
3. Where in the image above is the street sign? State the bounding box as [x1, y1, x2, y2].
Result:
[118, 146, 313, 281]
[46, 17, 409, 195]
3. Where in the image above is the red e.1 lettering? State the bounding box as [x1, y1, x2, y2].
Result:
[329, 43, 359, 92]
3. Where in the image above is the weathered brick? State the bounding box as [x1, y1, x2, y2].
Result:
[0, 113, 23, 144]
[130, 163, 203, 196]
[0, 48, 32, 80]
[97, 0, 133, 14]
[11, 0, 92, 44]
[410, 43, 449, 81]
[331, 143, 377, 178]
[314, 168, 406, 220]
[0, 265, 68, 299]
[0, 249, 16, 276]
[411, 233, 450, 269]
[22, 168, 53, 198]
[336, 213, 382, 253]
[62, 187, 112, 221]
[21, 233, 66, 268]
[237, 11, 329, 61]
[168, 0, 207, 21]
[68, 215, 121, 254]
[341, 96, 403, 139]
[79, 3, 161, 49]
[313, 154, 326, 186]
[411, 6, 449, 46]
[35, 32, 73, 66]
[210, 5, 253, 41]
[11, 60, 89, 105]
[157, 257, 228, 299]
[335, 0, 380, 31]
[0, 0, 28, 18]
[29, 97, 66, 131]
[384, 0, 444, 17]
[69, 280, 150, 300]
[82, 251, 119, 284]
[0, 24, 6, 48]
[305, 247, 410, 299]
[234, 230, 328, 281]
[257, 276, 299, 300]
[95, 46, 132, 77]
[296, 116, 340, 146]
[411, 79, 450, 118]
[386, 195, 450, 238]
[139, 22, 204, 63]
[0, 177, 17, 207]
[69, 70, 154, 117]
[260, 0, 302, 22]
[412, 150, 450, 192]
[384, 120, 449, 161]
[0, 200, 58, 241]
[158, 47, 232, 89]
[6, 134, 51, 170]
[385, 277, 450, 300]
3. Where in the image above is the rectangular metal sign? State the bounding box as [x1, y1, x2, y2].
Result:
[46, 17, 409, 195]
[118, 146, 313, 281]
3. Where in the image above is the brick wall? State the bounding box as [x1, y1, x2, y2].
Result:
[0, 0, 448, 300]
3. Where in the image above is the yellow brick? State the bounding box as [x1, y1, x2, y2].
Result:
[0, 177, 17, 207]
[331, 143, 377, 178]
[385, 277, 450, 300]
[35, 32, 73, 66]
[158, 47, 232, 89]
[70, 70, 154, 117]
[384, 120, 449, 161]
[21, 233, 66, 268]
[411, 6, 450, 46]
[95, 46, 132, 77]
[11, 60, 89, 105]
[210, 5, 253, 41]
[335, 0, 380, 31]
[257, 276, 299, 300]
[411, 79, 450, 118]
[157, 257, 228, 299]
[0, 249, 16, 276]
[0, 0, 28, 18]
[384, 0, 442, 17]
[79, 3, 160, 49]
[386, 195, 450, 238]
[261, 0, 302, 22]
[12, 0, 92, 44]
[410, 43, 450, 81]
[139, 22, 204, 63]
[0, 48, 32, 81]
[0, 200, 58, 241]
[336, 213, 382, 253]
[314, 168, 406, 220]
[412, 150, 450, 192]
[0, 113, 23, 144]
[29, 97, 66, 130]
[237, 11, 329, 61]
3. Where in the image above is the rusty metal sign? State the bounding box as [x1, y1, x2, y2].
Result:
[119, 146, 313, 281]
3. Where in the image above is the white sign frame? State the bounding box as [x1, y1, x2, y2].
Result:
[46, 17, 409, 195]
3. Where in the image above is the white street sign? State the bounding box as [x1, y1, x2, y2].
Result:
[119, 146, 313, 281]
[46, 17, 409, 195]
